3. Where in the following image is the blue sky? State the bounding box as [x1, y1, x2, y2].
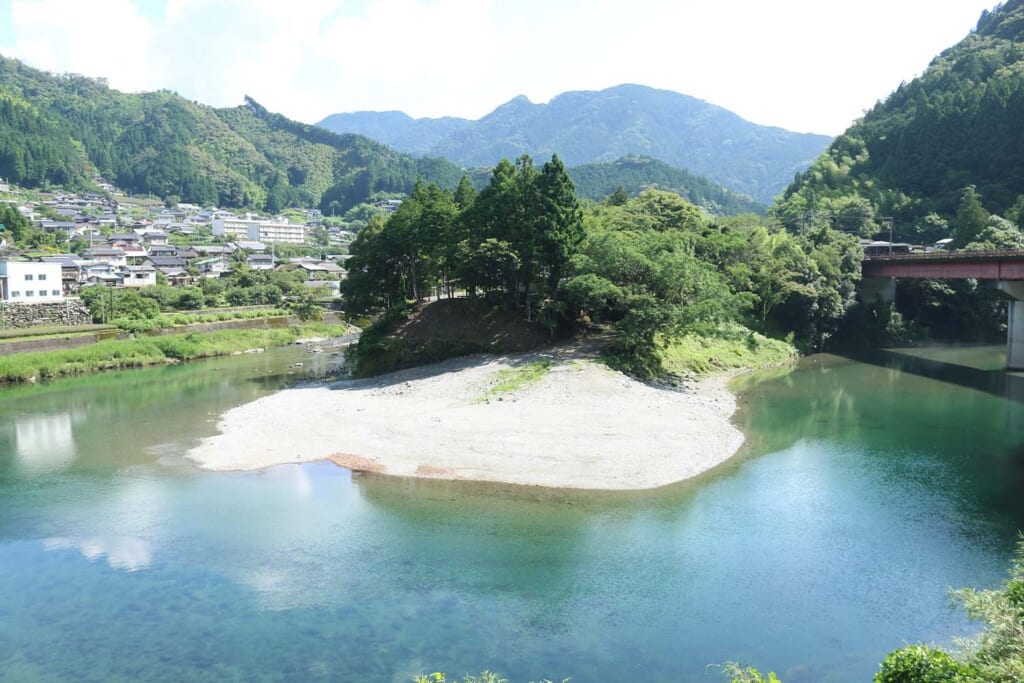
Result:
[0, 0, 1002, 135]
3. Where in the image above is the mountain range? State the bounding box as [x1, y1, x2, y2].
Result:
[318, 84, 833, 204]
[0, 55, 465, 214]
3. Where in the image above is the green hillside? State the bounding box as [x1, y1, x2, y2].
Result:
[777, 0, 1024, 241]
[0, 55, 463, 212]
[567, 156, 764, 214]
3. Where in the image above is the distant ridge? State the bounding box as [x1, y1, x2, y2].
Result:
[566, 156, 764, 215]
[0, 54, 465, 213]
[318, 84, 833, 203]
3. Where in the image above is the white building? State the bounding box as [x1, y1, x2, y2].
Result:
[121, 264, 157, 289]
[212, 215, 306, 245]
[0, 261, 65, 302]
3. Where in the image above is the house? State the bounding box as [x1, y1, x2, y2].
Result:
[107, 233, 141, 246]
[0, 260, 65, 302]
[374, 199, 402, 214]
[122, 243, 149, 265]
[147, 244, 178, 257]
[278, 260, 345, 277]
[142, 230, 169, 246]
[193, 256, 228, 278]
[83, 248, 127, 269]
[84, 272, 121, 287]
[147, 255, 188, 270]
[41, 255, 90, 294]
[246, 254, 276, 270]
[37, 220, 77, 235]
[121, 264, 157, 288]
[158, 268, 192, 287]
[193, 245, 236, 256]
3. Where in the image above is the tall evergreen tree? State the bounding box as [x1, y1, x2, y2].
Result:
[535, 154, 584, 297]
[453, 174, 477, 210]
[952, 185, 990, 248]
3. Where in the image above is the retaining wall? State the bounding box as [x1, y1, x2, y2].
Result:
[0, 300, 93, 328]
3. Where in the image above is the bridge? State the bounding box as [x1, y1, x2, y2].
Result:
[861, 249, 1024, 369]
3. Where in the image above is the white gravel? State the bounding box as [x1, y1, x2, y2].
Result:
[185, 346, 746, 490]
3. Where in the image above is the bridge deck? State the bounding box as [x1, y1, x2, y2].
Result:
[862, 250, 1024, 280]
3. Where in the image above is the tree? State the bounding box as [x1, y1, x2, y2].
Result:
[951, 185, 990, 249]
[534, 154, 584, 298]
[1007, 194, 1024, 230]
[453, 174, 477, 210]
[605, 185, 629, 206]
[0, 203, 31, 243]
[964, 215, 1024, 250]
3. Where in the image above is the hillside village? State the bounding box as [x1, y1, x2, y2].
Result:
[0, 180, 358, 314]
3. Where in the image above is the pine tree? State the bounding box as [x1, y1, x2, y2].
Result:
[952, 185, 991, 248]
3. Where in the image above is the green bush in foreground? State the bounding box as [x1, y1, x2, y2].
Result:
[874, 535, 1024, 682]
[875, 646, 975, 683]
[721, 664, 781, 683]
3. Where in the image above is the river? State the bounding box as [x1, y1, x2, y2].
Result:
[0, 346, 1022, 682]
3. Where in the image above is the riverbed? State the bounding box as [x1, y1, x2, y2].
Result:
[0, 346, 1021, 682]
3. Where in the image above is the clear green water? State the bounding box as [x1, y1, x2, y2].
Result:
[1, 346, 1023, 682]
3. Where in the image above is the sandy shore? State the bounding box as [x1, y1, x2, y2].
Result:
[185, 344, 747, 490]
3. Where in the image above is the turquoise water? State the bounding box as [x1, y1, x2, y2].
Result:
[1, 347, 1023, 682]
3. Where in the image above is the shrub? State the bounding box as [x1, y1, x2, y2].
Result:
[875, 645, 976, 683]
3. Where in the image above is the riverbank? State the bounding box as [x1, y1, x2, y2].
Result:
[0, 321, 359, 383]
[186, 341, 759, 490]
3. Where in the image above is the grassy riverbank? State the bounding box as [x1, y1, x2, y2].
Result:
[0, 322, 357, 383]
[353, 300, 796, 382]
[657, 325, 797, 377]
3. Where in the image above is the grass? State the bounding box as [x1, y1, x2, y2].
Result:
[477, 360, 552, 402]
[161, 308, 290, 327]
[0, 324, 117, 341]
[657, 325, 797, 378]
[0, 322, 357, 383]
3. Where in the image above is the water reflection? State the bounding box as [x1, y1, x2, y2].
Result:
[43, 536, 152, 571]
[14, 411, 79, 475]
[733, 347, 1024, 528]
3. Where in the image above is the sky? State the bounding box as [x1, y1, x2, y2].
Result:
[0, 0, 1003, 136]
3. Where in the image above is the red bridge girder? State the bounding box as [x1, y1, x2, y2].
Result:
[862, 250, 1024, 280]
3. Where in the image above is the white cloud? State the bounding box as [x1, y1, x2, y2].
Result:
[0, 0, 1001, 134]
[5, 0, 155, 92]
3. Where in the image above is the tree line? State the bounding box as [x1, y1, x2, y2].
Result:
[343, 154, 864, 375]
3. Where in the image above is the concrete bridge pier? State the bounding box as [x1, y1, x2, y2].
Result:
[998, 282, 1024, 371]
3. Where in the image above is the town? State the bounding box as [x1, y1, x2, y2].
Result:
[0, 178, 371, 326]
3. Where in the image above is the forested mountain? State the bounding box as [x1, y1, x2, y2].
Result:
[777, 0, 1024, 241]
[566, 156, 764, 214]
[317, 84, 833, 204]
[0, 55, 463, 213]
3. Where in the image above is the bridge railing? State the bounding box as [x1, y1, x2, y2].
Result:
[863, 249, 1024, 262]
